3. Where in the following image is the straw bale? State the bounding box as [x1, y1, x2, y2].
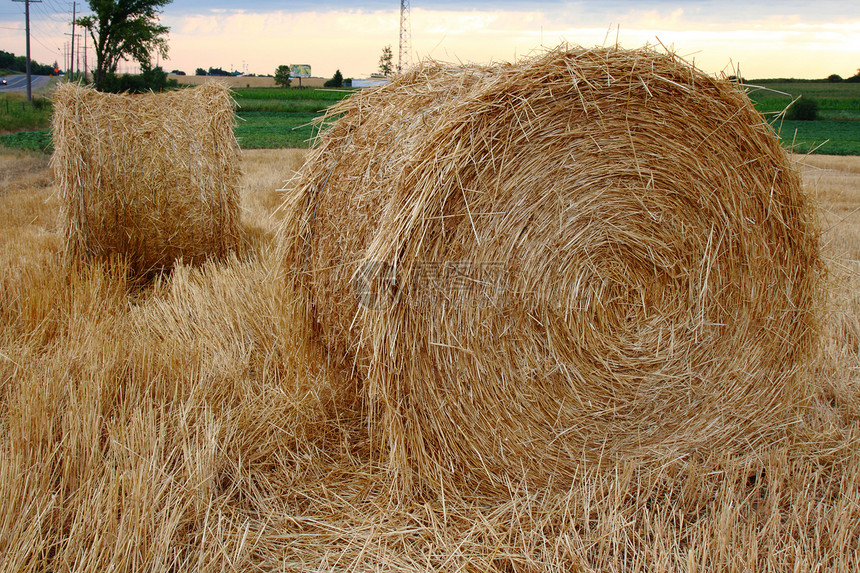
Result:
[280, 46, 823, 493]
[51, 82, 242, 275]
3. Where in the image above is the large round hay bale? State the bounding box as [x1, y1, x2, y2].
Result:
[52, 83, 242, 276]
[281, 47, 822, 493]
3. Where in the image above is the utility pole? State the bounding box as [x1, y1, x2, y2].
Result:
[66, 34, 80, 78]
[82, 27, 87, 81]
[12, 0, 42, 102]
[66, 1, 77, 80]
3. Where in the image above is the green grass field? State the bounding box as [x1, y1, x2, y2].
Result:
[234, 87, 353, 114]
[1, 81, 858, 154]
[0, 87, 352, 152]
[0, 93, 53, 134]
[745, 79, 860, 155]
[235, 111, 325, 148]
[770, 120, 860, 155]
[233, 88, 350, 147]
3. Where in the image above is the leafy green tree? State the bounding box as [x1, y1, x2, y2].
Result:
[274, 65, 292, 88]
[379, 45, 394, 76]
[76, 0, 172, 91]
[324, 69, 343, 88]
[195, 67, 207, 76]
[827, 74, 843, 82]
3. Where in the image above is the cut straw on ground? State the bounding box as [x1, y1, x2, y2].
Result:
[0, 45, 857, 571]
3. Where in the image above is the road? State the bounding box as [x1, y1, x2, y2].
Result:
[0, 74, 53, 93]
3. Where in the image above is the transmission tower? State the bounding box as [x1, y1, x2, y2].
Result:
[398, 0, 411, 73]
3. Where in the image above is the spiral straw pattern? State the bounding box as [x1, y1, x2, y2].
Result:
[280, 46, 822, 493]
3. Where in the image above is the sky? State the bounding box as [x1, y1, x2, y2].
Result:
[1, 0, 858, 80]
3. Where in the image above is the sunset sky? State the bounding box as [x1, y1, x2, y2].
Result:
[1, 1, 858, 80]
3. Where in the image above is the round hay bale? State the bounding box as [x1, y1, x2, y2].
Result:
[280, 46, 822, 493]
[52, 83, 242, 276]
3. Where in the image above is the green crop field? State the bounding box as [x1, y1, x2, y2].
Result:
[1, 81, 858, 155]
[745, 79, 860, 155]
[770, 120, 860, 156]
[235, 111, 327, 148]
[233, 87, 351, 147]
[234, 87, 353, 114]
[0, 86, 352, 152]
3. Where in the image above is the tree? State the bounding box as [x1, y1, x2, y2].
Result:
[827, 74, 843, 82]
[195, 67, 207, 76]
[324, 69, 343, 88]
[274, 65, 292, 88]
[379, 45, 394, 77]
[76, 0, 171, 91]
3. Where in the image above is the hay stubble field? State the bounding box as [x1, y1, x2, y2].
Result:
[0, 142, 858, 570]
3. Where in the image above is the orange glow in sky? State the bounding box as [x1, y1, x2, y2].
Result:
[1, 5, 857, 80]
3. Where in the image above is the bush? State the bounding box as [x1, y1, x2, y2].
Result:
[98, 66, 178, 94]
[324, 69, 343, 88]
[787, 97, 818, 121]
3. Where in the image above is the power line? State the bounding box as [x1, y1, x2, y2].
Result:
[43, 0, 69, 12]
[32, 1, 70, 24]
[32, 31, 60, 55]
[24, 17, 63, 56]
[20, 1, 68, 61]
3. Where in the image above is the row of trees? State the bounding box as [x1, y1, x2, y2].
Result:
[0, 50, 57, 76]
[194, 67, 237, 77]
[828, 71, 860, 83]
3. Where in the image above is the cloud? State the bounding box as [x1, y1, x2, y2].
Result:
[2, 1, 857, 80]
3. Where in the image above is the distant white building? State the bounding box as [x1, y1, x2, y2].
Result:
[351, 77, 390, 88]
